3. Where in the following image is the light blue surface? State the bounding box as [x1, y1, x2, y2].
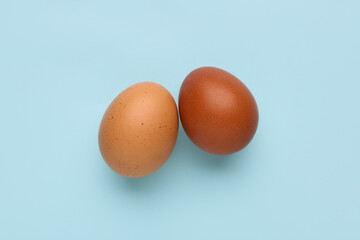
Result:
[1, 0, 360, 239]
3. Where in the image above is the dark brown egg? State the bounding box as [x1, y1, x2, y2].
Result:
[178, 67, 258, 155]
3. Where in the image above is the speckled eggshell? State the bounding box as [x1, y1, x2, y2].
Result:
[98, 82, 179, 178]
[179, 67, 258, 155]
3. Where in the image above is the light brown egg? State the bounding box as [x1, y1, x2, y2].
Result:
[179, 67, 258, 155]
[98, 82, 179, 178]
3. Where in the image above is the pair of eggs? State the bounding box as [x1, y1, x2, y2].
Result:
[98, 67, 259, 178]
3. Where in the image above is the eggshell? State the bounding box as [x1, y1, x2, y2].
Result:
[98, 82, 179, 178]
[179, 67, 258, 155]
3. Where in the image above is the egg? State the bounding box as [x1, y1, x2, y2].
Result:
[179, 67, 258, 155]
[98, 82, 179, 178]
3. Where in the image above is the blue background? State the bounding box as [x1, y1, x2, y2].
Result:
[1, 0, 359, 239]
